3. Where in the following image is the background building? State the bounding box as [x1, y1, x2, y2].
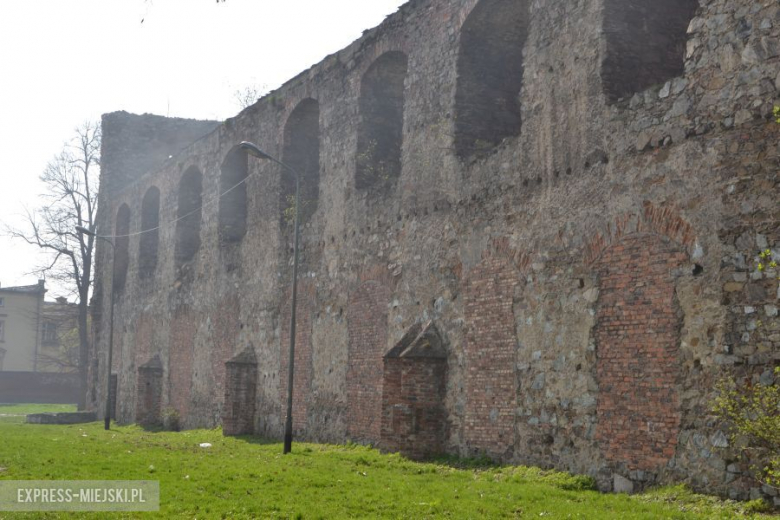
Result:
[0, 281, 45, 372]
[0, 281, 83, 405]
[38, 297, 80, 373]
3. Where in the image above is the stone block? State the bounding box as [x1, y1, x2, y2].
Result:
[613, 474, 634, 494]
[26, 412, 97, 425]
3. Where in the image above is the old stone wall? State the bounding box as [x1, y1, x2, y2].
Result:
[92, 0, 779, 501]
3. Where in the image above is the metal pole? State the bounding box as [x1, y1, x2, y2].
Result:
[237, 142, 302, 455]
[283, 170, 301, 454]
[75, 226, 117, 431]
[105, 241, 116, 431]
[105, 283, 116, 429]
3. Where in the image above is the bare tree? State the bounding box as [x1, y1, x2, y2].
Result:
[37, 327, 81, 373]
[5, 122, 100, 409]
[234, 83, 269, 110]
[37, 302, 82, 374]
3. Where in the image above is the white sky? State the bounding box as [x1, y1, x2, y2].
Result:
[0, 0, 407, 300]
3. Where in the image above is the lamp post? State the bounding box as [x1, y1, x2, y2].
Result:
[76, 225, 116, 431]
[239, 141, 300, 455]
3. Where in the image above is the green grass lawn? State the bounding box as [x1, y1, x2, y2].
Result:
[0, 416, 775, 519]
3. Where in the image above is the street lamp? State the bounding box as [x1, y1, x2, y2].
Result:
[76, 225, 116, 431]
[239, 141, 300, 455]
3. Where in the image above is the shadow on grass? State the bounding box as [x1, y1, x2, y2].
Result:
[424, 453, 599, 492]
[426, 452, 504, 470]
[133, 423, 280, 447]
[228, 434, 279, 446]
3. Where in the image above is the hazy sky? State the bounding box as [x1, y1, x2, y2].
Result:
[0, 0, 407, 300]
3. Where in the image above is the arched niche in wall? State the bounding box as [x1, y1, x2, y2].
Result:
[602, 0, 698, 103]
[138, 186, 160, 279]
[355, 51, 408, 192]
[113, 204, 131, 291]
[174, 166, 203, 267]
[454, 0, 530, 160]
[281, 98, 321, 223]
[218, 147, 249, 244]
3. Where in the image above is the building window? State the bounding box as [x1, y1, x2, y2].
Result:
[42, 321, 58, 344]
[0, 297, 4, 307]
[0, 320, 5, 342]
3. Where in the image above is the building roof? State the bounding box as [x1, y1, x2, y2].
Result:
[0, 281, 46, 295]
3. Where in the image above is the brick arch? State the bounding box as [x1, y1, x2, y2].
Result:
[592, 232, 687, 472]
[347, 279, 392, 443]
[488, 236, 532, 273]
[463, 251, 523, 458]
[584, 202, 696, 266]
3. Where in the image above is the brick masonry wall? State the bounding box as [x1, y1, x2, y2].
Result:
[463, 255, 520, 458]
[223, 359, 258, 436]
[381, 357, 448, 460]
[136, 363, 163, 426]
[168, 306, 197, 420]
[211, 295, 240, 418]
[594, 234, 687, 472]
[347, 280, 391, 443]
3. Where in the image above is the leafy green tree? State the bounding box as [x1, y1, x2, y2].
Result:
[713, 367, 780, 489]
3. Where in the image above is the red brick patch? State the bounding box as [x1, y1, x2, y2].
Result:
[211, 295, 240, 409]
[347, 280, 391, 442]
[464, 255, 520, 457]
[594, 233, 686, 471]
[169, 305, 198, 419]
[381, 358, 448, 459]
